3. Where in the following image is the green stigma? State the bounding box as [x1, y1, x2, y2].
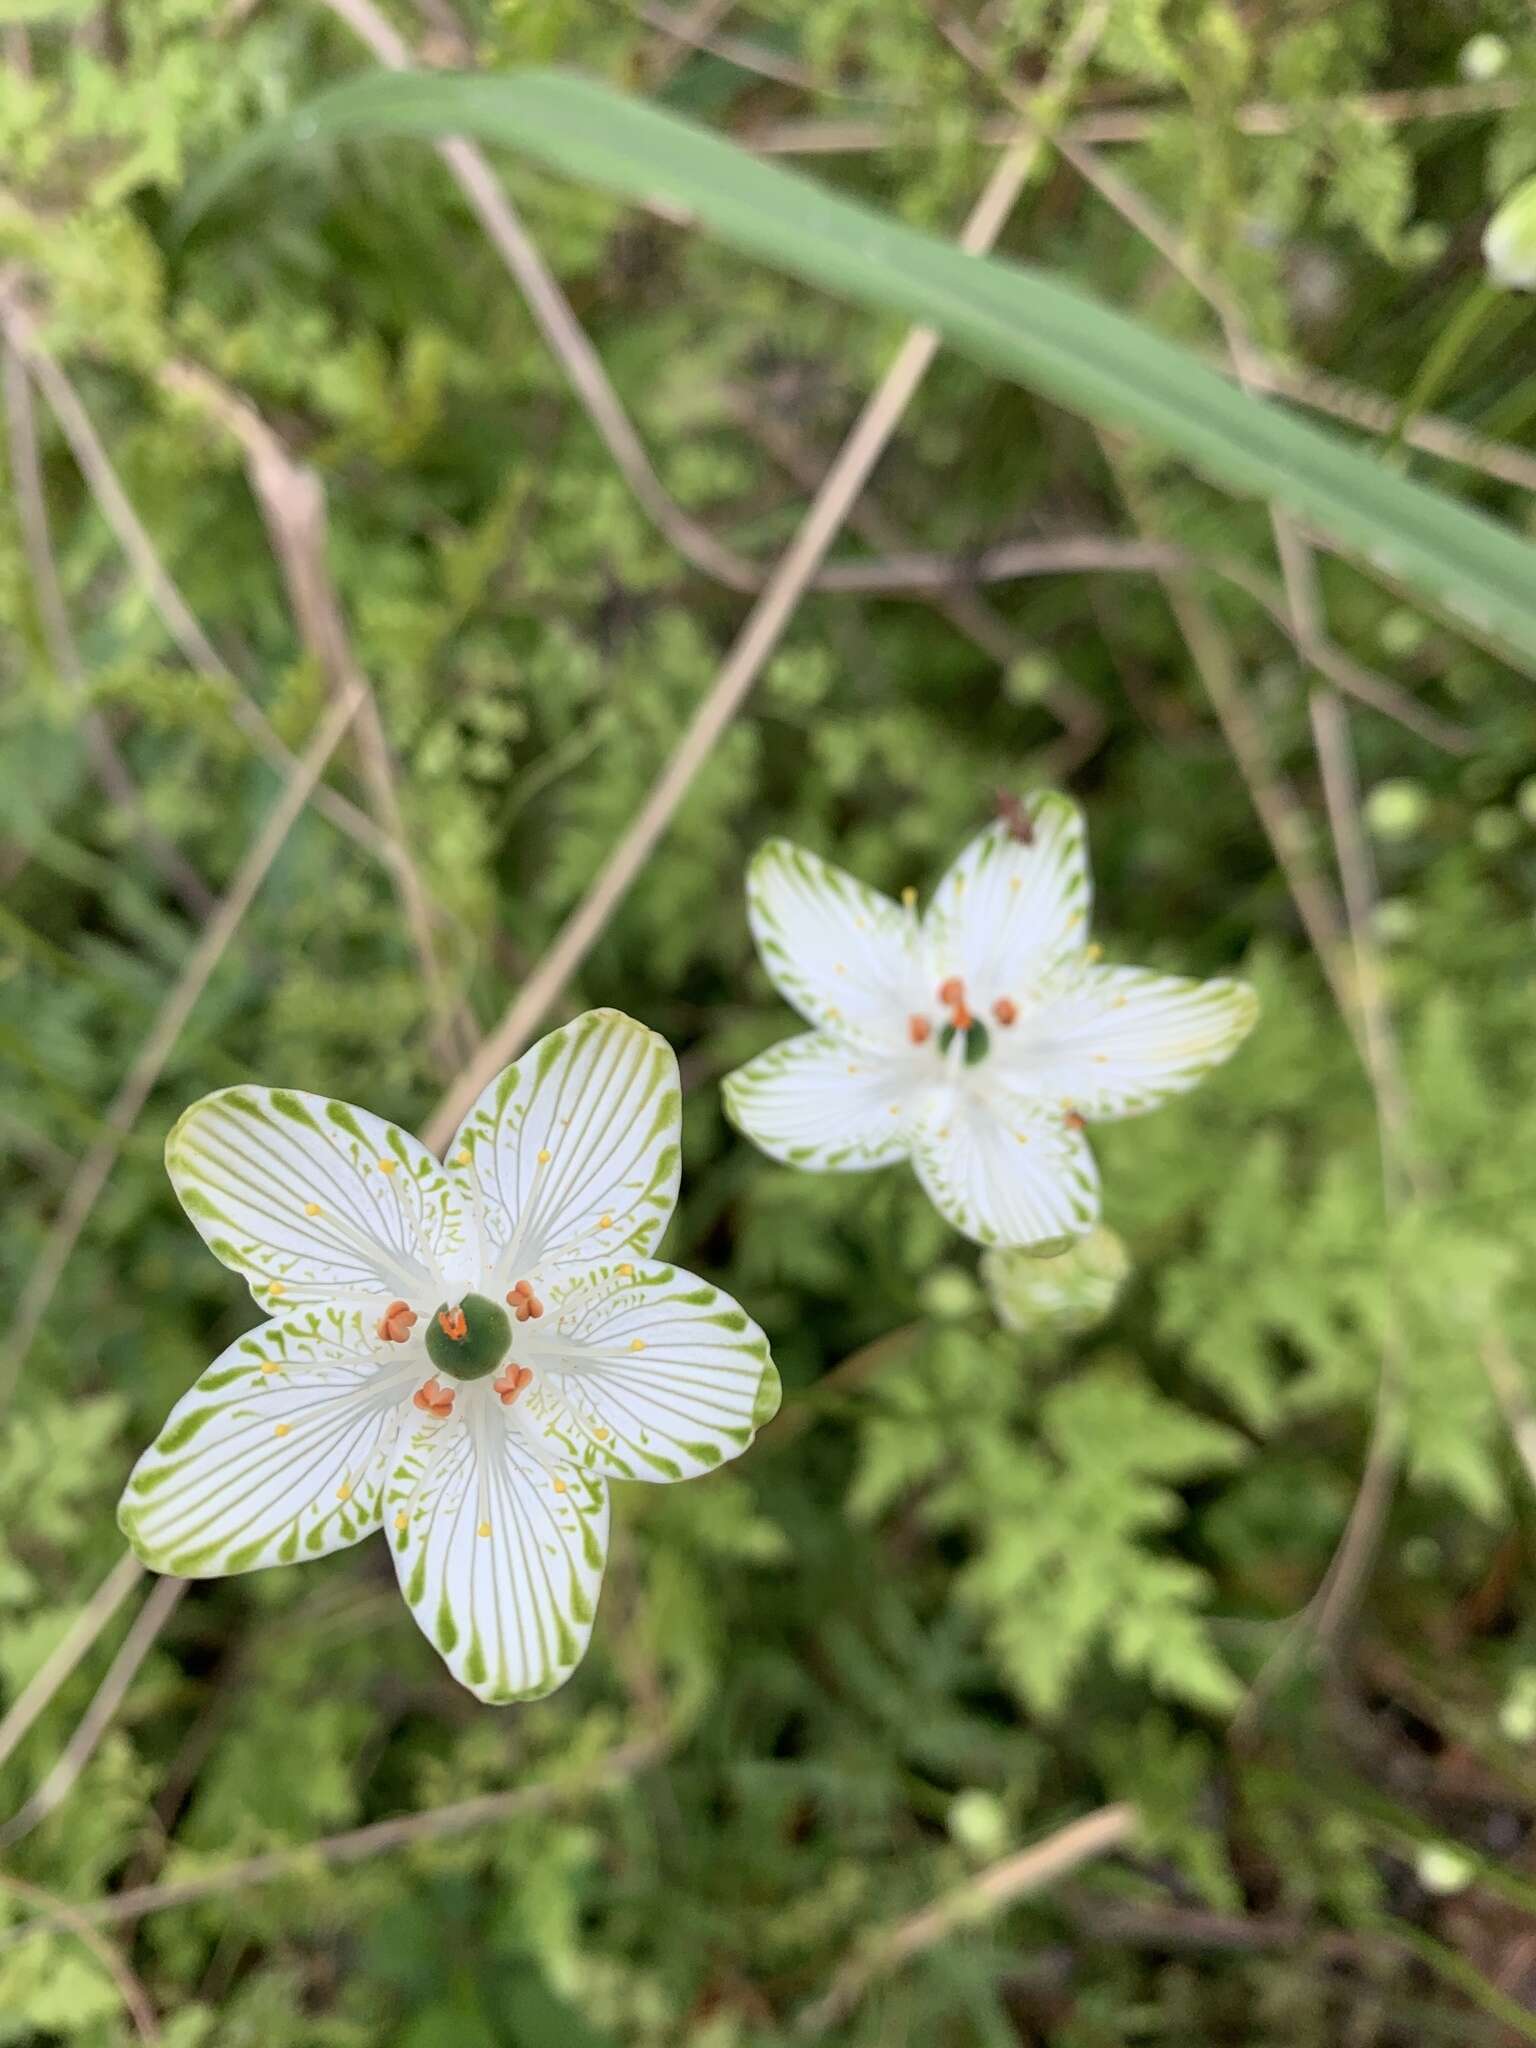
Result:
[425, 1292, 513, 1381]
[938, 1019, 991, 1067]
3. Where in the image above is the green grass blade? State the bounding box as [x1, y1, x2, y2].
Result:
[181, 68, 1536, 665]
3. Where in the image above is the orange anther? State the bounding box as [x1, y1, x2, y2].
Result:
[908, 1015, 932, 1046]
[506, 1281, 544, 1323]
[437, 1305, 468, 1342]
[992, 997, 1018, 1027]
[412, 1376, 456, 1418]
[1064, 1109, 1086, 1132]
[950, 1002, 973, 1032]
[376, 1300, 418, 1344]
[494, 1362, 533, 1406]
[937, 976, 965, 1007]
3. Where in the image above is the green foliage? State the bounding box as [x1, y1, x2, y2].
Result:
[2, 1, 1536, 2041]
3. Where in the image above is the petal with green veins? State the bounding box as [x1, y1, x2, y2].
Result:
[909, 1088, 1100, 1250]
[451, 1008, 680, 1280]
[925, 796, 1090, 1001]
[167, 1086, 467, 1310]
[388, 1412, 608, 1704]
[1006, 965, 1259, 1119]
[746, 839, 918, 1055]
[527, 1260, 780, 1482]
[118, 1311, 417, 1577]
[721, 1030, 919, 1172]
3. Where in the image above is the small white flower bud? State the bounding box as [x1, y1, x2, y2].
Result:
[1484, 176, 1536, 291]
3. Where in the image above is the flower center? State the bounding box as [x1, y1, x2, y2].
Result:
[424, 1291, 513, 1381]
[908, 977, 1018, 1068]
[939, 1017, 992, 1066]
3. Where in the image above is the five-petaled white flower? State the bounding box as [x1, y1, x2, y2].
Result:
[120, 1010, 779, 1704]
[722, 795, 1258, 1249]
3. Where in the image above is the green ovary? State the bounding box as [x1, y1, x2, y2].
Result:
[938, 1019, 991, 1067]
[425, 1292, 513, 1381]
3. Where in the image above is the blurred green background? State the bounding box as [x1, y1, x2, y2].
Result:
[5, 1, 1536, 2041]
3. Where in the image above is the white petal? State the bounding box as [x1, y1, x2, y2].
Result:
[721, 1030, 920, 1172]
[167, 1086, 467, 1312]
[746, 838, 919, 1055]
[524, 1260, 780, 1483]
[1008, 963, 1259, 1118]
[925, 794, 1090, 1002]
[388, 1407, 608, 1704]
[118, 1310, 417, 1576]
[909, 1084, 1100, 1249]
[451, 1009, 679, 1284]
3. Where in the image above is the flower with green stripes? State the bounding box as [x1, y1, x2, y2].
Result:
[722, 795, 1257, 1248]
[120, 1009, 779, 1704]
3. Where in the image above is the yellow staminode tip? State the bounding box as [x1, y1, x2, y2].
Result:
[901, 885, 917, 907]
[616, 1262, 633, 1277]
[477, 1520, 492, 1539]
[599, 1212, 613, 1229]
[336, 1481, 351, 1502]
[267, 1281, 287, 1298]
[629, 1338, 646, 1353]
[274, 1423, 291, 1438]
[379, 1157, 397, 1174]
[552, 1477, 567, 1494]
[259, 1361, 279, 1374]
[537, 1147, 552, 1164]
[454, 1149, 471, 1167]
[394, 1511, 408, 1532]
[304, 1202, 321, 1217]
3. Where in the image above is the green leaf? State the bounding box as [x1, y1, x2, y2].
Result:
[182, 68, 1536, 664]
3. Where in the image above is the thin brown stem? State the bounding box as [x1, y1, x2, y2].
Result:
[4, 679, 371, 1400]
[792, 1803, 1137, 2034]
[2, 344, 215, 918]
[0, 1730, 669, 1945]
[0, 280, 393, 868]
[0, 1875, 160, 2042]
[0, 1551, 145, 1775]
[160, 358, 475, 1071]
[0, 1575, 187, 1852]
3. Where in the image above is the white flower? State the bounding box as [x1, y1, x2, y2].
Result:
[120, 1010, 779, 1705]
[722, 795, 1257, 1249]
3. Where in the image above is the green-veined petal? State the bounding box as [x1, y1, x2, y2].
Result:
[746, 839, 919, 1055]
[118, 1310, 416, 1577]
[721, 1030, 919, 1172]
[523, 1259, 780, 1483]
[925, 796, 1090, 1004]
[451, 1009, 679, 1282]
[166, 1086, 468, 1312]
[388, 1409, 609, 1704]
[1006, 964, 1258, 1118]
[909, 1087, 1100, 1249]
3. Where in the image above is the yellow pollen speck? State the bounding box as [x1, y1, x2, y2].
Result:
[834, 962, 846, 974]
[847, 1065, 859, 1075]
[599, 1213, 613, 1229]
[630, 1338, 646, 1353]
[336, 1481, 351, 1502]
[274, 1423, 291, 1438]
[1093, 1054, 1108, 1063]
[304, 1202, 321, 1217]
[259, 1361, 279, 1375]
[537, 1147, 552, 1164]
[938, 1127, 950, 1140]
[477, 1520, 492, 1539]
[1086, 942, 1103, 961]
[888, 1104, 901, 1116]
[593, 1427, 610, 1441]
[379, 1157, 397, 1174]
[394, 1511, 408, 1532]
[454, 1149, 471, 1167]
[267, 1281, 287, 1298]
[1009, 877, 1021, 893]
[1017, 1133, 1030, 1144]
[617, 1262, 633, 1277]
[1113, 996, 1128, 1009]
[552, 1477, 567, 1494]
[826, 1005, 841, 1021]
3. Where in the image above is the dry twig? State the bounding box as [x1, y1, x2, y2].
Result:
[0, 1874, 160, 2042]
[0, 1551, 145, 1776]
[793, 1803, 1137, 2034]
